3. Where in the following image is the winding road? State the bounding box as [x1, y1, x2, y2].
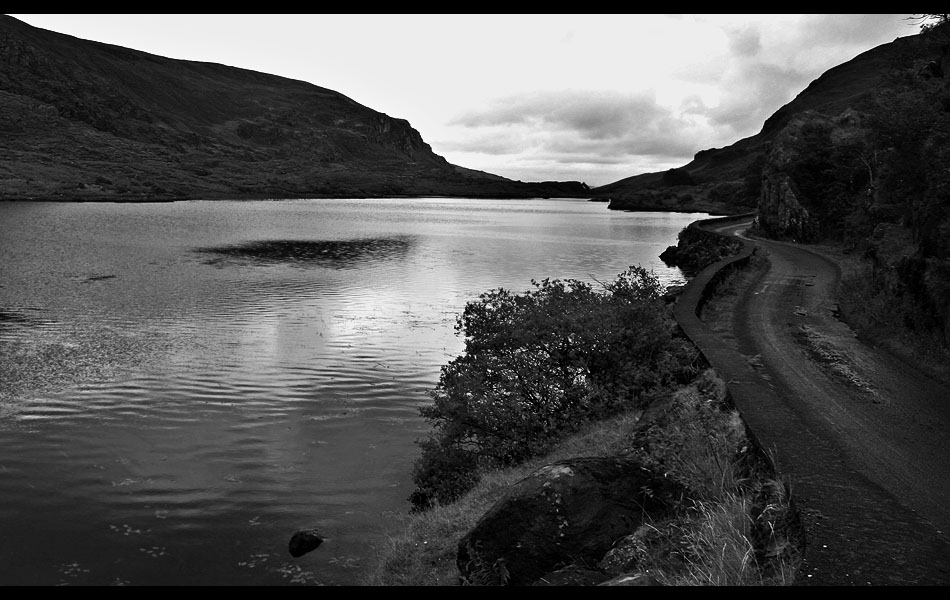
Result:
[675, 218, 950, 585]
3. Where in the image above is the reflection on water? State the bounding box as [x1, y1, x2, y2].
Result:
[196, 236, 414, 268]
[0, 198, 706, 585]
[0, 308, 34, 324]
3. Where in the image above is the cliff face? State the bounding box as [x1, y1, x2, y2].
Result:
[0, 15, 588, 201]
[753, 110, 852, 241]
[755, 173, 813, 241]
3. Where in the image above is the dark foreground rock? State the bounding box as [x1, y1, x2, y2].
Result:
[456, 456, 689, 586]
[452, 369, 805, 586]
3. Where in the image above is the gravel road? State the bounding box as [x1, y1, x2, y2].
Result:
[681, 220, 950, 585]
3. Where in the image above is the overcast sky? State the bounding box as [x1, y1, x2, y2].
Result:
[9, 14, 923, 187]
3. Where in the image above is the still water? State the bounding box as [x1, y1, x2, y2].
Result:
[0, 198, 706, 585]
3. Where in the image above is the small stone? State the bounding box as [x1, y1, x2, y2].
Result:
[289, 528, 325, 558]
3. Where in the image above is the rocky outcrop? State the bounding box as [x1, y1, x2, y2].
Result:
[660, 220, 746, 277]
[754, 171, 816, 241]
[753, 112, 834, 241]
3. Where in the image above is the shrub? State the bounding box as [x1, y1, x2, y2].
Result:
[409, 266, 702, 510]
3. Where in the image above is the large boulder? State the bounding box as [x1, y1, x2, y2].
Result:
[456, 457, 689, 586]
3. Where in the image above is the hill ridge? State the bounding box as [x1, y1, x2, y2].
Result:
[0, 15, 588, 201]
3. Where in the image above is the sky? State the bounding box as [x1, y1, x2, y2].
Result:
[7, 14, 925, 187]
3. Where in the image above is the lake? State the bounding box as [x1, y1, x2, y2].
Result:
[0, 197, 706, 585]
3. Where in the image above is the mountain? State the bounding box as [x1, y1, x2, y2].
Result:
[591, 28, 939, 215]
[0, 15, 589, 201]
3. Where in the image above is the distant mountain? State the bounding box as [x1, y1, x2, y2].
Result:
[592, 28, 935, 214]
[0, 15, 589, 201]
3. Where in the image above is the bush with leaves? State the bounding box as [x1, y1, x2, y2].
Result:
[409, 266, 703, 510]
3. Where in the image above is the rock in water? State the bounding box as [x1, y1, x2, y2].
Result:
[289, 529, 325, 558]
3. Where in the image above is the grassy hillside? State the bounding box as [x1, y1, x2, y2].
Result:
[0, 15, 588, 201]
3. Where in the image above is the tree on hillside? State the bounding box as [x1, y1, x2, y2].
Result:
[907, 14, 950, 32]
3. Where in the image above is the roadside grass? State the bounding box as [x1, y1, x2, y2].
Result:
[362, 369, 800, 586]
[807, 243, 950, 386]
[661, 486, 796, 586]
[838, 269, 950, 384]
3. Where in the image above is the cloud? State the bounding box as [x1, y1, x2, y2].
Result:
[670, 15, 893, 140]
[706, 62, 812, 135]
[435, 89, 727, 186]
[450, 90, 669, 140]
[726, 25, 762, 58]
[436, 130, 531, 156]
[448, 89, 711, 152]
